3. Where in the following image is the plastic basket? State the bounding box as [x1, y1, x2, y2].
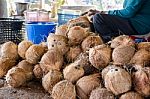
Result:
[0, 18, 24, 44]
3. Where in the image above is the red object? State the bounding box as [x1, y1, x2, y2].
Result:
[129, 33, 150, 42]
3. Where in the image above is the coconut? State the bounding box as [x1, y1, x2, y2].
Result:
[63, 62, 84, 83]
[66, 46, 82, 63]
[132, 67, 150, 96]
[89, 87, 115, 99]
[55, 24, 68, 37]
[42, 69, 62, 94]
[18, 40, 33, 59]
[52, 80, 76, 99]
[137, 42, 150, 51]
[76, 73, 102, 99]
[89, 44, 112, 69]
[0, 58, 16, 78]
[110, 35, 135, 48]
[47, 34, 69, 55]
[68, 26, 88, 45]
[25, 44, 45, 64]
[81, 35, 103, 52]
[104, 67, 132, 95]
[40, 49, 64, 72]
[112, 45, 135, 65]
[130, 49, 150, 67]
[120, 91, 144, 99]
[1, 41, 18, 60]
[33, 64, 43, 79]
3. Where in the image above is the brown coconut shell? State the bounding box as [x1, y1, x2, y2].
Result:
[137, 42, 150, 51]
[40, 49, 64, 72]
[42, 70, 62, 94]
[76, 73, 102, 99]
[120, 91, 144, 99]
[1, 41, 18, 60]
[52, 80, 76, 99]
[18, 41, 33, 59]
[89, 87, 115, 99]
[132, 67, 150, 96]
[130, 49, 150, 67]
[33, 64, 44, 79]
[55, 24, 68, 37]
[0, 58, 16, 78]
[89, 44, 112, 69]
[81, 35, 103, 52]
[66, 46, 82, 63]
[110, 35, 135, 48]
[68, 26, 89, 45]
[104, 67, 132, 95]
[112, 45, 135, 65]
[47, 34, 69, 55]
[63, 62, 84, 83]
[25, 44, 45, 64]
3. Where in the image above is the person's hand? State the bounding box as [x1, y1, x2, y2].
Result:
[81, 9, 100, 16]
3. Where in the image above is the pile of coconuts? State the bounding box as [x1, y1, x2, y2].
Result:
[0, 15, 150, 99]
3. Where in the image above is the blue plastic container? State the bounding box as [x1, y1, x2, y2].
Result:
[26, 22, 57, 44]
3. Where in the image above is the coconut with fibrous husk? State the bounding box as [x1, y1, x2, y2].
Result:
[81, 35, 103, 52]
[47, 34, 69, 55]
[18, 40, 33, 59]
[137, 42, 150, 51]
[68, 26, 89, 45]
[55, 24, 68, 37]
[132, 67, 150, 97]
[0, 58, 16, 78]
[89, 87, 115, 99]
[104, 67, 132, 95]
[63, 62, 84, 83]
[25, 44, 45, 64]
[110, 35, 135, 48]
[89, 44, 112, 69]
[52, 80, 76, 99]
[40, 49, 64, 72]
[42, 69, 62, 94]
[112, 45, 135, 65]
[76, 73, 102, 99]
[120, 91, 144, 99]
[66, 46, 82, 63]
[130, 49, 150, 67]
[33, 64, 43, 79]
[1, 41, 18, 60]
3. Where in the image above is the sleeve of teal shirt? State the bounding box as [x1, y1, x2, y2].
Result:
[108, 0, 147, 18]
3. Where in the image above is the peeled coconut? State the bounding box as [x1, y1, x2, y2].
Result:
[110, 35, 135, 48]
[68, 26, 88, 45]
[52, 80, 76, 99]
[0, 58, 16, 78]
[137, 42, 150, 51]
[47, 34, 69, 55]
[112, 45, 135, 65]
[89, 44, 112, 69]
[33, 64, 43, 79]
[25, 44, 45, 64]
[81, 35, 103, 52]
[42, 69, 62, 94]
[63, 62, 84, 83]
[120, 91, 144, 99]
[130, 49, 150, 67]
[18, 40, 33, 59]
[40, 49, 64, 72]
[66, 46, 82, 63]
[104, 67, 132, 95]
[55, 24, 68, 37]
[89, 87, 115, 99]
[132, 67, 150, 96]
[1, 41, 18, 60]
[76, 73, 102, 99]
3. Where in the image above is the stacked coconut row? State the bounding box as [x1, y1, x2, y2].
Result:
[0, 16, 150, 99]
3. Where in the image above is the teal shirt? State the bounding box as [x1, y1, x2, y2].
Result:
[108, 0, 150, 34]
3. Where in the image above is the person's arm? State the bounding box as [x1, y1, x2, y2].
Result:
[108, 0, 147, 18]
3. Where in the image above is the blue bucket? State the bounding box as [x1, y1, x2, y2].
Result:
[26, 22, 57, 44]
